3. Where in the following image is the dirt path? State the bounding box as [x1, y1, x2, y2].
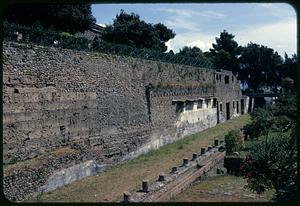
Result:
[33, 115, 250, 202]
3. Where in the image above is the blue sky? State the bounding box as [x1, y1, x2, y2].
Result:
[92, 3, 296, 57]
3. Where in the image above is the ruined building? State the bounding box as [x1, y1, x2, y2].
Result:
[2, 41, 252, 201]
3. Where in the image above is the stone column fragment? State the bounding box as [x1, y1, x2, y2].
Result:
[142, 180, 149, 192]
[158, 174, 165, 181]
[183, 158, 189, 166]
[123, 191, 131, 202]
[171, 166, 177, 173]
[192, 153, 198, 161]
[214, 139, 219, 147]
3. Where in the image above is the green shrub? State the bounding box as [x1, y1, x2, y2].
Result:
[60, 32, 73, 37]
[225, 130, 244, 154]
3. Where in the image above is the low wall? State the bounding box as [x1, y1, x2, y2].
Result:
[40, 161, 109, 193]
[124, 141, 226, 202]
[224, 156, 244, 176]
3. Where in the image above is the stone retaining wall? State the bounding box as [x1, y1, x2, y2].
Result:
[3, 41, 248, 201]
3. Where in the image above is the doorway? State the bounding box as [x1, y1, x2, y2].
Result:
[226, 102, 230, 120]
[217, 101, 220, 124]
[241, 99, 244, 114]
[248, 97, 252, 113]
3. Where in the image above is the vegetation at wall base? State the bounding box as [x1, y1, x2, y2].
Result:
[238, 92, 297, 202]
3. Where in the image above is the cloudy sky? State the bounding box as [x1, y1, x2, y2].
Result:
[92, 3, 297, 57]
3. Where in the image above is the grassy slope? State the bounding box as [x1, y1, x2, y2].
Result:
[34, 115, 250, 202]
[170, 175, 274, 202]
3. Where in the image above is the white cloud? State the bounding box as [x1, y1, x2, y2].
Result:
[158, 7, 226, 32]
[157, 8, 225, 19]
[166, 32, 216, 53]
[165, 40, 174, 52]
[165, 18, 199, 32]
[166, 18, 297, 57]
[187, 40, 212, 52]
[158, 7, 226, 53]
[158, 3, 297, 57]
[98, 23, 107, 27]
[235, 19, 297, 56]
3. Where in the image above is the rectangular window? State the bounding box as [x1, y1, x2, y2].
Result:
[185, 101, 194, 111]
[213, 98, 217, 108]
[220, 103, 223, 112]
[225, 75, 229, 84]
[197, 100, 203, 109]
[236, 101, 239, 113]
[206, 99, 211, 108]
[176, 102, 184, 113]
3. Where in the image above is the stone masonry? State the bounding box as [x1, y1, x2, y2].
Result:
[123, 141, 227, 202]
[2, 41, 249, 201]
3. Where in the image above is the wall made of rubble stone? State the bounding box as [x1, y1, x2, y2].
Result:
[3, 41, 247, 202]
[3, 42, 152, 165]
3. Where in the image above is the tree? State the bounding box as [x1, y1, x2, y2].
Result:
[176, 46, 213, 66]
[102, 10, 175, 52]
[4, 4, 96, 33]
[241, 93, 297, 202]
[178, 46, 205, 58]
[210, 30, 241, 74]
[243, 107, 274, 140]
[279, 53, 297, 90]
[271, 93, 297, 122]
[281, 77, 294, 93]
[238, 43, 283, 92]
[241, 126, 296, 202]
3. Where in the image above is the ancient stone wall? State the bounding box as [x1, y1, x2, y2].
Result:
[3, 42, 151, 165]
[3, 42, 151, 201]
[214, 70, 246, 121]
[3, 41, 248, 201]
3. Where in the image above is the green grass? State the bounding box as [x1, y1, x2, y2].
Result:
[29, 115, 251, 202]
[170, 175, 274, 202]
